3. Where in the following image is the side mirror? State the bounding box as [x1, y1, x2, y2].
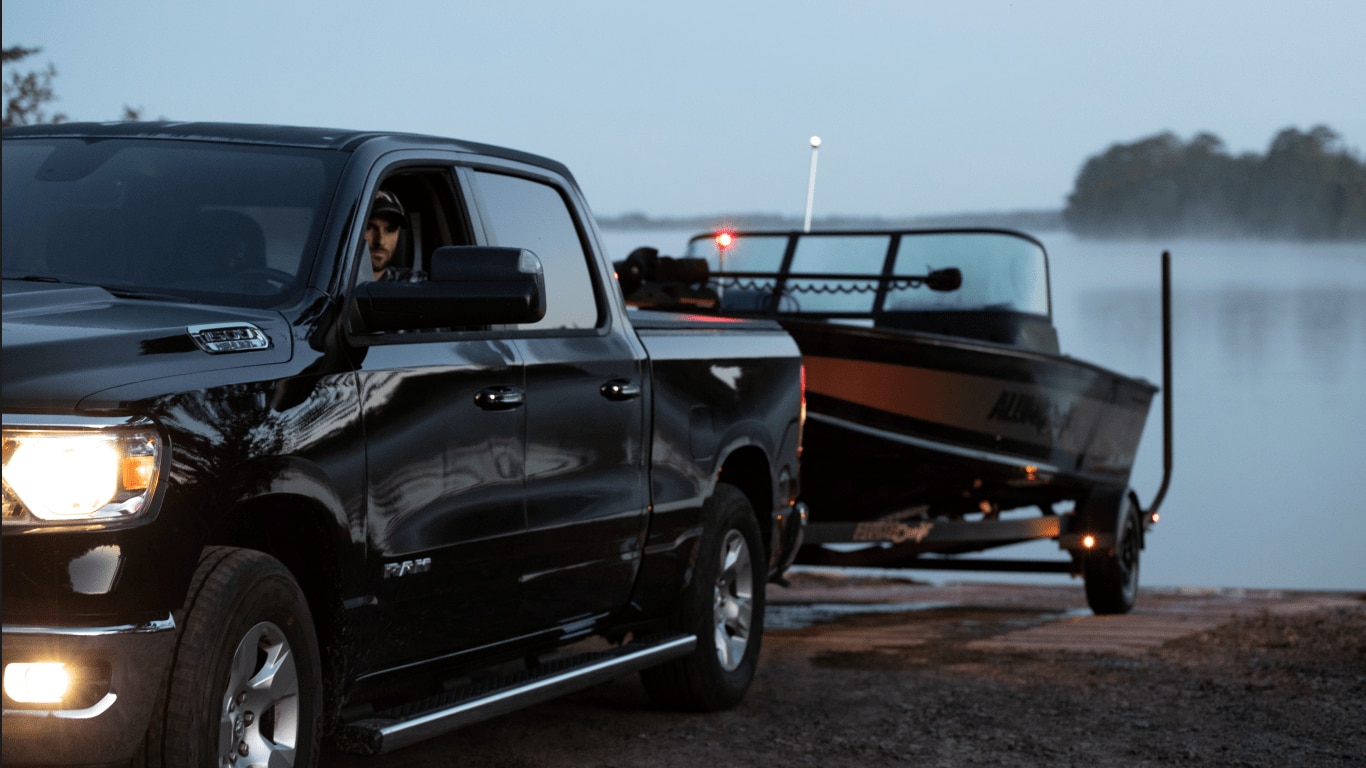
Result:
[353, 246, 546, 332]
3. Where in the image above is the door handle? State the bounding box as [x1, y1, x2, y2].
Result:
[600, 378, 642, 401]
[474, 385, 525, 411]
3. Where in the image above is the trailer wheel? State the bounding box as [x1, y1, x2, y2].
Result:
[139, 547, 322, 767]
[1083, 494, 1142, 615]
[641, 483, 766, 711]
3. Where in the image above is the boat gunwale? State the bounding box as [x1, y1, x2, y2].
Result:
[780, 316, 1159, 395]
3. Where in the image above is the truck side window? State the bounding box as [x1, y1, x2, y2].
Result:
[360, 169, 472, 285]
[469, 170, 601, 331]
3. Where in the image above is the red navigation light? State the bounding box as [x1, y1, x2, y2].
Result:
[715, 231, 735, 250]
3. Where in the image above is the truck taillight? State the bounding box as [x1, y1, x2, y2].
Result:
[715, 231, 735, 250]
[798, 364, 807, 457]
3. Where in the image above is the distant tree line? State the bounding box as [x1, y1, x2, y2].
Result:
[1065, 127, 1366, 240]
[597, 210, 1065, 233]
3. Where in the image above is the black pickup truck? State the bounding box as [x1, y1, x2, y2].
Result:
[1, 122, 806, 767]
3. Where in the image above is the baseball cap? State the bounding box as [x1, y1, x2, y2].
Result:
[370, 189, 405, 225]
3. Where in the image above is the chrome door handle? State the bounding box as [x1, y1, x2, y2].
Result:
[474, 385, 525, 410]
[600, 378, 642, 401]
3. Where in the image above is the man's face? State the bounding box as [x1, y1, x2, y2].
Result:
[365, 215, 401, 273]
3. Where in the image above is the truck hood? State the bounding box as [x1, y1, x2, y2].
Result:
[2, 281, 295, 412]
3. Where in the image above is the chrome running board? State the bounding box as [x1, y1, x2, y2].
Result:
[336, 634, 696, 755]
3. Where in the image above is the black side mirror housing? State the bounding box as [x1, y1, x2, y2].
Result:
[353, 246, 546, 332]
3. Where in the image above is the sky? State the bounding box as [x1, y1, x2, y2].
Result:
[4, 0, 1364, 220]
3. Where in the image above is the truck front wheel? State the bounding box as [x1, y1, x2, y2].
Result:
[641, 483, 765, 711]
[139, 547, 322, 767]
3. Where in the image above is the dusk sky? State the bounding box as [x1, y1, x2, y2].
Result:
[5, 0, 1363, 219]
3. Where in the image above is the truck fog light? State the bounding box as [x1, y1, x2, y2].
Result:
[4, 662, 70, 704]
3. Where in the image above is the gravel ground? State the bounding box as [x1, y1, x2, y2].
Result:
[325, 575, 1365, 768]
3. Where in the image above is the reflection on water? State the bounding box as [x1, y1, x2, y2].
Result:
[602, 228, 1366, 590]
[1075, 285, 1364, 386]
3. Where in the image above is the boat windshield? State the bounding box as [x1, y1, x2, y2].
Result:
[2, 138, 346, 308]
[684, 229, 1051, 319]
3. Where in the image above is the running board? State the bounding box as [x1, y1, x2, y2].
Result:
[334, 634, 696, 755]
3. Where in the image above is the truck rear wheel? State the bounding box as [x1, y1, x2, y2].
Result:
[1083, 493, 1142, 615]
[641, 483, 765, 711]
[139, 547, 321, 767]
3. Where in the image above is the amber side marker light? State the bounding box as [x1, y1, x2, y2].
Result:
[122, 452, 156, 490]
[1082, 535, 1097, 549]
[4, 662, 70, 704]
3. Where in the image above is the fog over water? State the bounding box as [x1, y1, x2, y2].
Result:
[600, 228, 1366, 592]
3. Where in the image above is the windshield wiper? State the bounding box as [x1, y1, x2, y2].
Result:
[8, 274, 198, 303]
[107, 288, 200, 304]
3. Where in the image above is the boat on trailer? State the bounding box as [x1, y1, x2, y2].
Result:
[616, 228, 1173, 615]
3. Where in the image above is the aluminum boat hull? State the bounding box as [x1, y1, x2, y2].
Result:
[789, 319, 1155, 539]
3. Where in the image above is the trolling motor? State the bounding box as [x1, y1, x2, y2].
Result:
[615, 247, 719, 310]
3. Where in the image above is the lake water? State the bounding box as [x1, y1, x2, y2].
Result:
[599, 228, 1366, 592]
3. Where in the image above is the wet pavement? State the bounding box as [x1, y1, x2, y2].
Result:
[768, 567, 1364, 656]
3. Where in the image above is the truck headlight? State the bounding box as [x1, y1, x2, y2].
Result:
[2, 416, 164, 527]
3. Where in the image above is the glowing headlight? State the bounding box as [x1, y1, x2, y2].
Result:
[2, 417, 164, 527]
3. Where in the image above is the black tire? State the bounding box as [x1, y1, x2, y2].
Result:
[139, 547, 322, 767]
[641, 483, 766, 712]
[1083, 494, 1142, 615]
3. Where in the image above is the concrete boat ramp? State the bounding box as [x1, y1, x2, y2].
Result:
[767, 567, 1363, 657]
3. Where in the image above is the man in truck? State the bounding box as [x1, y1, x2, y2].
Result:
[365, 188, 419, 281]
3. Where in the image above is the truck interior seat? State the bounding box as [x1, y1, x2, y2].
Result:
[171, 209, 267, 281]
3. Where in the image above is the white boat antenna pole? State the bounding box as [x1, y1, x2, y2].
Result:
[803, 135, 821, 232]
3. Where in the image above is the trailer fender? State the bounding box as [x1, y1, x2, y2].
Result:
[1058, 485, 1142, 553]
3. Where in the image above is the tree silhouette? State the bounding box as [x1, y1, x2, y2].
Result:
[2, 46, 66, 126]
[1065, 126, 1366, 240]
[3, 45, 158, 126]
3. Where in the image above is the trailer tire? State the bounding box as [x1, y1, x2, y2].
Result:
[138, 547, 322, 767]
[641, 483, 765, 711]
[1083, 493, 1142, 615]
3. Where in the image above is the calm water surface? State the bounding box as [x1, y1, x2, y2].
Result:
[600, 229, 1366, 591]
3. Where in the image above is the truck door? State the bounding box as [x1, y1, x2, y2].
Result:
[353, 166, 527, 671]
[466, 168, 649, 631]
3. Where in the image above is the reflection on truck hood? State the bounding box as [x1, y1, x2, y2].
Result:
[2, 281, 293, 411]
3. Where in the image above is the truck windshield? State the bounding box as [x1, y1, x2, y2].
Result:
[2, 138, 346, 308]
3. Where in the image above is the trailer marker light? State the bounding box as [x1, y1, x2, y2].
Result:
[1082, 535, 1096, 549]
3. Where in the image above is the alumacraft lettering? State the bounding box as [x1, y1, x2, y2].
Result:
[986, 389, 1076, 438]
[852, 521, 934, 544]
